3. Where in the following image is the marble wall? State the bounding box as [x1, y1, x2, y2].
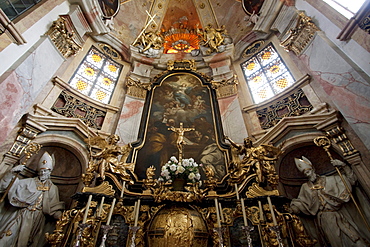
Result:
[115, 96, 145, 145]
[0, 37, 65, 144]
[301, 32, 370, 150]
[218, 94, 249, 143]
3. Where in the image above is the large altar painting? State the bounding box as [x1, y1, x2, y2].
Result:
[134, 73, 226, 180]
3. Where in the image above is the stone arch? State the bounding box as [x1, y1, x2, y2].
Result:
[26, 133, 89, 208]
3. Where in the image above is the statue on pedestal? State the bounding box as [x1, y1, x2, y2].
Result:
[0, 151, 64, 246]
[290, 156, 369, 246]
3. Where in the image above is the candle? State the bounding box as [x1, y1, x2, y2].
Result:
[214, 198, 221, 227]
[82, 194, 92, 224]
[219, 202, 225, 223]
[258, 200, 264, 222]
[234, 184, 240, 200]
[241, 198, 248, 226]
[97, 196, 105, 217]
[267, 196, 278, 226]
[134, 199, 141, 227]
[120, 181, 126, 198]
[133, 201, 137, 222]
[106, 198, 116, 226]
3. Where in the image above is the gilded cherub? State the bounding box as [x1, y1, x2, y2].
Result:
[225, 136, 280, 187]
[85, 134, 134, 180]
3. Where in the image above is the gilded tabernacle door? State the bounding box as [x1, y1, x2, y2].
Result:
[132, 72, 229, 182]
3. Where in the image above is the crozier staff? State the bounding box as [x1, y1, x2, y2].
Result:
[290, 156, 369, 246]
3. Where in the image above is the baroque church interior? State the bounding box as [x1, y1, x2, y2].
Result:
[0, 0, 370, 246]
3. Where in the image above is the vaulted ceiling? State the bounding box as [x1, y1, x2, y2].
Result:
[105, 0, 263, 55]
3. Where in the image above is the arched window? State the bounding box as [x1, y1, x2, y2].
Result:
[241, 43, 295, 104]
[69, 46, 122, 104]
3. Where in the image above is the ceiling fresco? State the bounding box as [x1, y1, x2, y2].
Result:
[107, 0, 260, 52]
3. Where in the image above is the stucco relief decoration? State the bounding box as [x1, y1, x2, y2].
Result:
[46, 17, 82, 58]
[280, 12, 320, 56]
[167, 60, 196, 71]
[211, 75, 239, 98]
[126, 77, 152, 99]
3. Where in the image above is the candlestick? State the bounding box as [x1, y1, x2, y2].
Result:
[82, 194, 92, 224]
[267, 196, 278, 226]
[234, 184, 240, 200]
[106, 198, 116, 226]
[120, 181, 126, 198]
[97, 196, 105, 218]
[134, 199, 141, 227]
[258, 200, 264, 222]
[214, 198, 221, 227]
[219, 202, 225, 223]
[132, 201, 137, 222]
[241, 198, 248, 226]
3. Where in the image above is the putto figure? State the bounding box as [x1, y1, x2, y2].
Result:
[290, 156, 369, 246]
[0, 151, 64, 246]
[85, 134, 134, 181]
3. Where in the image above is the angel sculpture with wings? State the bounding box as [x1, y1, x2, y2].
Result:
[225, 136, 281, 188]
[86, 134, 134, 181]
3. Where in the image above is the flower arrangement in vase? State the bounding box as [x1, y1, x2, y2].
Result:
[158, 156, 202, 188]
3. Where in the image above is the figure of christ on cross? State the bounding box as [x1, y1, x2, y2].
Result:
[168, 122, 195, 163]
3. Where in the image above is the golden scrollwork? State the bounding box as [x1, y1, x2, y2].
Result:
[45, 209, 78, 246]
[82, 181, 115, 196]
[280, 12, 320, 56]
[325, 126, 358, 156]
[47, 17, 81, 58]
[246, 182, 279, 198]
[285, 213, 317, 246]
[167, 59, 196, 71]
[126, 76, 152, 99]
[143, 167, 205, 203]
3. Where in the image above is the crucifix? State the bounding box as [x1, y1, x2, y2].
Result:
[168, 122, 195, 163]
[132, 10, 157, 46]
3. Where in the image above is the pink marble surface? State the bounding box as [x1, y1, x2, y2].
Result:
[0, 72, 24, 144]
[302, 35, 370, 149]
[218, 94, 248, 143]
[115, 96, 145, 145]
[0, 38, 64, 145]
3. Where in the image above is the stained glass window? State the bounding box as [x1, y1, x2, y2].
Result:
[69, 47, 122, 104]
[241, 43, 295, 104]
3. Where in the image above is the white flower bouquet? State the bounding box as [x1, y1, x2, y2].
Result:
[158, 156, 202, 183]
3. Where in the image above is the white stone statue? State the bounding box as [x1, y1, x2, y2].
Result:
[290, 156, 369, 246]
[0, 151, 64, 246]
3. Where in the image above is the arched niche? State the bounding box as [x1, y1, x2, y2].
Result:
[131, 71, 229, 182]
[278, 143, 343, 199]
[25, 133, 88, 208]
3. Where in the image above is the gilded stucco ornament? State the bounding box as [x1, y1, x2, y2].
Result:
[225, 136, 281, 190]
[82, 134, 134, 185]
